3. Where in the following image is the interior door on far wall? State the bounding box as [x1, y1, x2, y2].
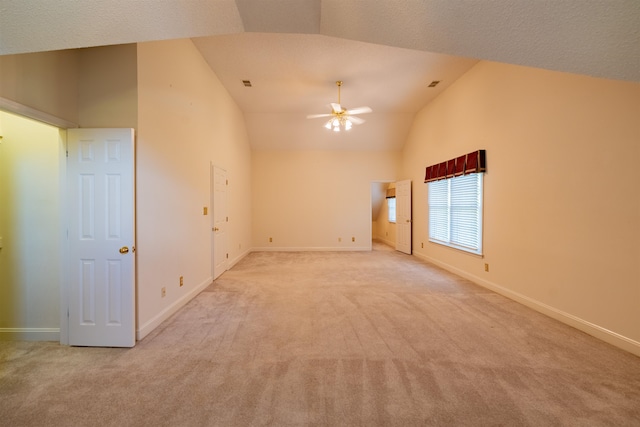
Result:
[211, 164, 228, 280]
[67, 128, 135, 347]
[396, 179, 412, 254]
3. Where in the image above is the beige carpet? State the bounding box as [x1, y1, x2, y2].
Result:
[2, 242, 640, 426]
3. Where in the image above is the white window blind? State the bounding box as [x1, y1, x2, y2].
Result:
[428, 173, 483, 254]
[387, 197, 396, 223]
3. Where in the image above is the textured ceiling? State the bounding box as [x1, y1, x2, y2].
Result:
[1, 0, 639, 151]
[2, 0, 638, 82]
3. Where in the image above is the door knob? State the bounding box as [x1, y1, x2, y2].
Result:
[119, 246, 129, 254]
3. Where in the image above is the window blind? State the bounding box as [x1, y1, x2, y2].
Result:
[387, 197, 396, 223]
[428, 179, 449, 243]
[428, 173, 483, 254]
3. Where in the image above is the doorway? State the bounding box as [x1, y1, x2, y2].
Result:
[0, 111, 65, 341]
[370, 181, 394, 248]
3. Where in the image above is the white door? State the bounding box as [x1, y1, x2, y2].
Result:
[67, 128, 135, 347]
[396, 179, 412, 254]
[211, 164, 228, 280]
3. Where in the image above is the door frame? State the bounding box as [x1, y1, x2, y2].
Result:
[58, 129, 69, 344]
[395, 179, 412, 254]
[1, 98, 77, 345]
[210, 163, 228, 280]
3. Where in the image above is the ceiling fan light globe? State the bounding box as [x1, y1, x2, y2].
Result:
[310, 82, 372, 133]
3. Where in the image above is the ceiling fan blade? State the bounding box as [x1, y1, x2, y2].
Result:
[345, 106, 372, 115]
[330, 103, 342, 113]
[348, 115, 366, 125]
[306, 113, 333, 119]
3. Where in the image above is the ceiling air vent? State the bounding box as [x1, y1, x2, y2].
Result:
[428, 80, 440, 88]
[242, 80, 252, 87]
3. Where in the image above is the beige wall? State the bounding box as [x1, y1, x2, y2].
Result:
[402, 61, 640, 351]
[0, 50, 79, 123]
[252, 150, 399, 250]
[0, 112, 63, 340]
[78, 45, 138, 128]
[0, 44, 136, 128]
[136, 39, 252, 338]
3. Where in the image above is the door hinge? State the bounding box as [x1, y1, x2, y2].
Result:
[226, 253, 229, 259]
[66, 150, 69, 158]
[226, 179, 228, 185]
[226, 216, 228, 222]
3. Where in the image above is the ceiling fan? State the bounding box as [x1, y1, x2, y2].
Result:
[307, 81, 372, 131]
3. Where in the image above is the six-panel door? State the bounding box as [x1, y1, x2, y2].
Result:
[67, 128, 135, 347]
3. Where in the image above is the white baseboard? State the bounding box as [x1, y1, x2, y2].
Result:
[253, 246, 371, 252]
[374, 237, 395, 247]
[0, 328, 60, 342]
[228, 248, 251, 268]
[134, 248, 250, 341]
[413, 252, 640, 358]
[136, 276, 212, 341]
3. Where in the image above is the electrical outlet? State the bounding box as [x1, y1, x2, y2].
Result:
[352, 237, 355, 242]
[484, 263, 489, 272]
[269, 237, 273, 243]
[203, 207, 208, 215]
[338, 237, 342, 242]
[161, 287, 166, 297]
[421, 242, 424, 248]
[179, 276, 184, 287]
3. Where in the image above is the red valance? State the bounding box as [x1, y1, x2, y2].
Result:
[454, 154, 466, 176]
[424, 150, 486, 183]
[438, 162, 447, 179]
[446, 159, 456, 178]
[424, 165, 435, 182]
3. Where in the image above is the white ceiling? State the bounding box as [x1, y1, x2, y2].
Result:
[193, 33, 477, 150]
[2, 0, 639, 151]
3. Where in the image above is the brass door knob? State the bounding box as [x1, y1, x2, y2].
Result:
[119, 246, 129, 254]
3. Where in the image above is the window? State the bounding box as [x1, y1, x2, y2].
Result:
[428, 173, 483, 254]
[387, 197, 396, 223]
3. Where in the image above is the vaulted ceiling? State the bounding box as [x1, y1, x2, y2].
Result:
[193, 32, 478, 151]
[2, 1, 638, 151]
